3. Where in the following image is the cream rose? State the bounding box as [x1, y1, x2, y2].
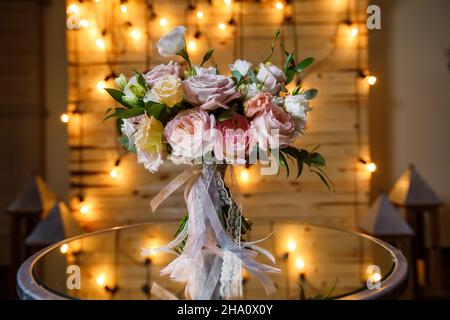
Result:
[150, 75, 184, 108]
[134, 115, 166, 173]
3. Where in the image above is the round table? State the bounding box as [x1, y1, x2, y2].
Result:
[17, 221, 408, 300]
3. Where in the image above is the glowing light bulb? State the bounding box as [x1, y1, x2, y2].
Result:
[366, 162, 377, 173]
[60, 113, 70, 123]
[196, 11, 204, 19]
[60, 244, 69, 254]
[159, 18, 168, 27]
[96, 38, 105, 49]
[80, 19, 89, 28]
[109, 166, 119, 179]
[96, 273, 106, 287]
[367, 75, 377, 86]
[240, 170, 249, 183]
[96, 80, 106, 91]
[130, 29, 140, 40]
[187, 40, 196, 52]
[372, 272, 381, 282]
[275, 1, 284, 10]
[350, 27, 359, 37]
[295, 257, 305, 271]
[80, 203, 90, 215]
[287, 241, 297, 252]
[218, 23, 226, 31]
[67, 4, 80, 14]
[120, 4, 127, 13]
[224, 0, 232, 5]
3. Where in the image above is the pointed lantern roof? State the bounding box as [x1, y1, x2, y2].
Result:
[25, 201, 83, 246]
[6, 175, 56, 216]
[360, 193, 414, 236]
[389, 164, 442, 207]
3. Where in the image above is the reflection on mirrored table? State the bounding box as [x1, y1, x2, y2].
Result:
[20, 221, 407, 300]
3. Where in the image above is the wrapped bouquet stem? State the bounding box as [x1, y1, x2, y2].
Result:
[105, 26, 332, 299]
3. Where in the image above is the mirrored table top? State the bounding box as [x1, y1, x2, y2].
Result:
[18, 221, 407, 300]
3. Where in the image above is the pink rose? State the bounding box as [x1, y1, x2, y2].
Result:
[164, 108, 215, 163]
[144, 61, 181, 87]
[243, 92, 273, 118]
[257, 63, 286, 95]
[250, 105, 295, 150]
[183, 74, 240, 110]
[214, 114, 250, 164]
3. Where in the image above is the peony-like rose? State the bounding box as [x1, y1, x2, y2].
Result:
[183, 74, 240, 110]
[250, 105, 295, 150]
[229, 59, 252, 76]
[284, 94, 312, 136]
[156, 26, 186, 57]
[257, 63, 286, 95]
[194, 66, 217, 75]
[214, 113, 250, 164]
[144, 61, 181, 87]
[243, 92, 273, 118]
[164, 108, 215, 163]
[150, 75, 184, 108]
[134, 114, 166, 173]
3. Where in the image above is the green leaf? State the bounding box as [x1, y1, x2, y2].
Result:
[285, 68, 296, 85]
[144, 102, 165, 119]
[304, 88, 319, 100]
[105, 88, 126, 104]
[292, 85, 301, 95]
[118, 135, 136, 152]
[296, 57, 314, 73]
[283, 53, 294, 73]
[278, 151, 290, 177]
[263, 28, 280, 63]
[174, 214, 189, 237]
[200, 48, 214, 66]
[247, 69, 257, 83]
[310, 152, 326, 166]
[231, 70, 242, 83]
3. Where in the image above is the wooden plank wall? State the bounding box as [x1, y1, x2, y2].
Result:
[66, 0, 371, 232]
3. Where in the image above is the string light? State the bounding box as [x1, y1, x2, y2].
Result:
[224, 0, 232, 5]
[96, 273, 106, 287]
[218, 23, 226, 31]
[366, 75, 377, 86]
[240, 169, 249, 183]
[159, 17, 168, 27]
[120, 4, 128, 13]
[287, 241, 297, 252]
[295, 257, 305, 271]
[80, 19, 89, 29]
[350, 26, 359, 37]
[196, 11, 204, 19]
[187, 40, 196, 52]
[275, 1, 284, 10]
[95, 38, 105, 49]
[368, 271, 381, 283]
[130, 29, 140, 40]
[96, 80, 106, 92]
[60, 113, 71, 123]
[60, 243, 69, 254]
[366, 162, 377, 173]
[67, 3, 80, 14]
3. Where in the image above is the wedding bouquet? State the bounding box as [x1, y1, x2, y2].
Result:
[105, 26, 331, 300]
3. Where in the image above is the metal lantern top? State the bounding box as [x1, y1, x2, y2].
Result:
[6, 175, 56, 216]
[25, 201, 84, 246]
[389, 164, 442, 208]
[360, 193, 414, 237]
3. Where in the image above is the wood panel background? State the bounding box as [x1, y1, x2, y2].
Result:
[66, 0, 371, 233]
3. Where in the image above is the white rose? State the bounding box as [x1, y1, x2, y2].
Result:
[284, 94, 312, 135]
[229, 59, 252, 76]
[194, 66, 217, 75]
[257, 63, 286, 95]
[156, 26, 186, 57]
[150, 75, 184, 107]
